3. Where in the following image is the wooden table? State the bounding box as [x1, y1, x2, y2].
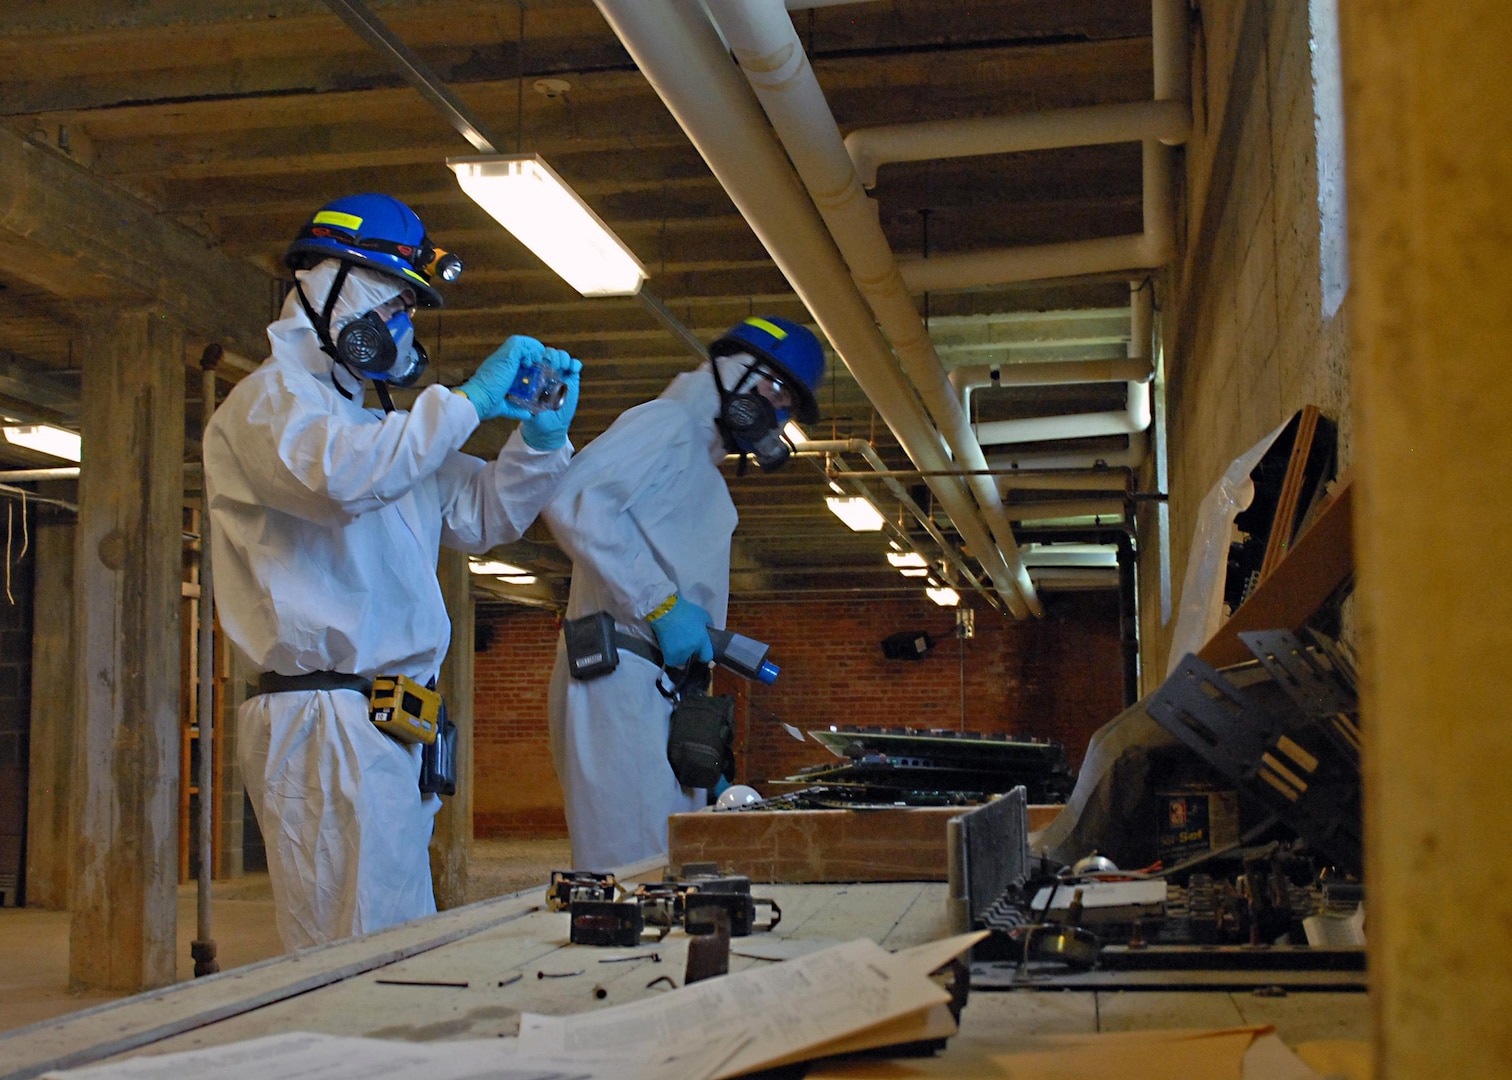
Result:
[0, 872, 1369, 1079]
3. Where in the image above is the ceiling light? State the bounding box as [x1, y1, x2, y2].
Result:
[898, 567, 929, 578]
[826, 496, 885, 532]
[448, 153, 647, 297]
[3, 424, 81, 462]
[887, 551, 927, 569]
[783, 421, 807, 445]
[500, 575, 537, 586]
[469, 559, 529, 576]
[926, 586, 960, 607]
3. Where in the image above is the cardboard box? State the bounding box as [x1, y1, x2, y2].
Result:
[668, 804, 1063, 883]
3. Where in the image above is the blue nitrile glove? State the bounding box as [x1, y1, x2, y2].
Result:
[520, 348, 583, 451]
[648, 595, 714, 670]
[455, 335, 545, 422]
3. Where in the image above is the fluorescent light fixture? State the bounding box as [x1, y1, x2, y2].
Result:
[887, 551, 927, 569]
[783, 421, 808, 445]
[926, 586, 960, 607]
[3, 424, 81, 462]
[449, 153, 647, 297]
[500, 575, 538, 586]
[469, 559, 529, 577]
[898, 567, 929, 578]
[826, 496, 885, 532]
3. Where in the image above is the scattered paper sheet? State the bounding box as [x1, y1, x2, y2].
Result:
[43, 934, 987, 1080]
[1302, 905, 1365, 947]
[518, 936, 962, 1079]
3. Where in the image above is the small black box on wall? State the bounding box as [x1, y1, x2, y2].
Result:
[881, 630, 935, 660]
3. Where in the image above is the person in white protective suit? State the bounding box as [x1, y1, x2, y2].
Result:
[203, 193, 584, 950]
[543, 315, 825, 869]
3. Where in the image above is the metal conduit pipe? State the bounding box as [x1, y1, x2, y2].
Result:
[702, 0, 1041, 616]
[794, 437, 997, 610]
[845, 100, 1190, 189]
[592, 0, 1036, 617]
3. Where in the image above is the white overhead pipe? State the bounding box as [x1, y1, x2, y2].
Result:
[955, 280, 1154, 446]
[971, 383, 1150, 446]
[845, 100, 1190, 189]
[900, 139, 1174, 293]
[1029, 566, 1121, 590]
[856, 0, 1185, 291]
[1021, 543, 1121, 567]
[1008, 498, 1128, 523]
[701, 0, 1042, 616]
[592, 0, 1037, 618]
[1153, 0, 1192, 110]
[990, 430, 1151, 473]
[948, 356, 1154, 391]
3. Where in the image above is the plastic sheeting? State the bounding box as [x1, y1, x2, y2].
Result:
[1164, 417, 1292, 675]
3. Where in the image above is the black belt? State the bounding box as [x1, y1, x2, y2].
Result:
[256, 670, 373, 696]
[615, 633, 664, 668]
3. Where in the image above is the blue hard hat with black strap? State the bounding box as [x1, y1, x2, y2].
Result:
[285, 193, 464, 401]
[286, 193, 461, 310]
[708, 315, 825, 425]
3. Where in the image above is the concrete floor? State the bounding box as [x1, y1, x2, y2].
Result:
[0, 837, 571, 1034]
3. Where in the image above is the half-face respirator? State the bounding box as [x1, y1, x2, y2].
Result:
[335, 305, 427, 387]
[295, 261, 429, 389]
[714, 357, 792, 473]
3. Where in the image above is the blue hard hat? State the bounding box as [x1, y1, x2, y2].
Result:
[709, 315, 825, 424]
[285, 193, 461, 308]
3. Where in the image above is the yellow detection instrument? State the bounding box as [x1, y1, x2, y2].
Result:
[369, 674, 442, 745]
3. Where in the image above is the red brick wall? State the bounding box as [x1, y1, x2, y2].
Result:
[472, 605, 565, 838]
[471, 592, 1125, 838]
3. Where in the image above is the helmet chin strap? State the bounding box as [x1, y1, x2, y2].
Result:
[292, 261, 396, 413]
[711, 357, 755, 475]
[712, 356, 789, 476]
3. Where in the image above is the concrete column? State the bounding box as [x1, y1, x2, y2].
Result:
[69, 307, 185, 992]
[1341, 2, 1512, 1075]
[23, 485, 76, 909]
[429, 548, 474, 910]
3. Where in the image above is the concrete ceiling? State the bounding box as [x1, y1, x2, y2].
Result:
[0, 0, 1155, 610]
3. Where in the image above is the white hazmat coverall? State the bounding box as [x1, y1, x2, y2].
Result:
[543, 364, 736, 869]
[203, 262, 571, 949]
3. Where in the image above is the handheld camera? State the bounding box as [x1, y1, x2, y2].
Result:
[506, 358, 569, 414]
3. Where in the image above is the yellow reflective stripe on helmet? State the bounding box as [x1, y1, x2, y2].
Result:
[744, 316, 787, 340]
[400, 266, 428, 285]
[313, 209, 364, 230]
